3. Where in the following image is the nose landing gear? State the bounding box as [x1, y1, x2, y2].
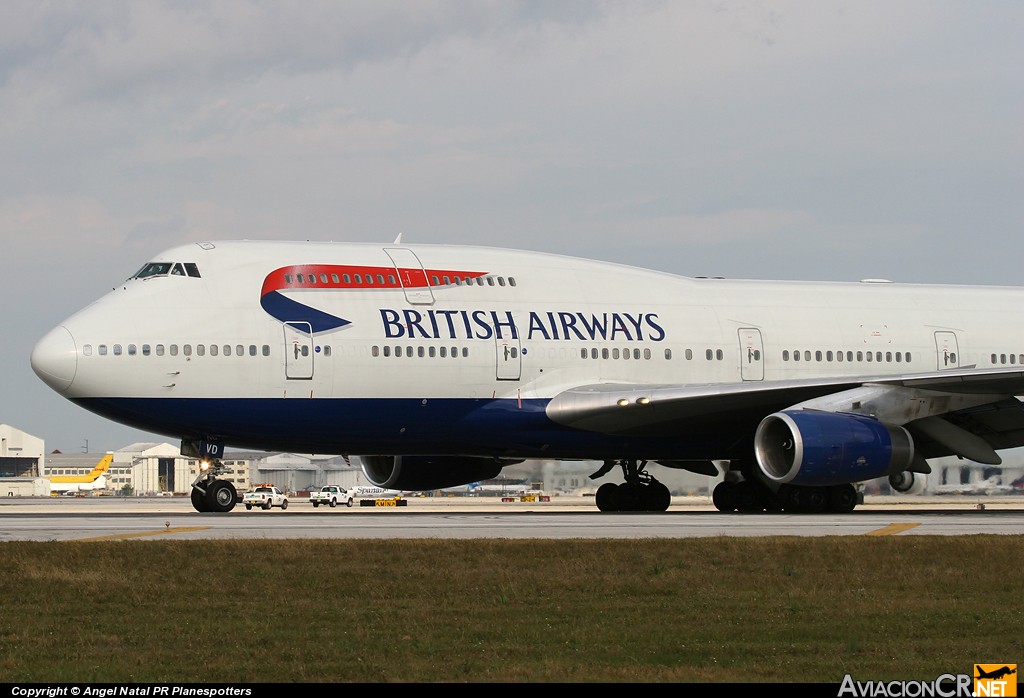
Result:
[190, 461, 238, 513]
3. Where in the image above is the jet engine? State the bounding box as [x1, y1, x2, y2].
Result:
[359, 455, 517, 491]
[754, 410, 915, 487]
[888, 470, 927, 495]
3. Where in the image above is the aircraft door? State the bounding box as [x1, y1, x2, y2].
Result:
[934, 331, 960, 370]
[496, 335, 522, 381]
[384, 247, 434, 305]
[738, 328, 764, 381]
[284, 322, 314, 379]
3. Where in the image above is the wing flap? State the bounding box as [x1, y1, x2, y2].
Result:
[913, 398, 1024, 457]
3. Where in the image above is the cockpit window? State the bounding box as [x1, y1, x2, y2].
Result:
[133, 262, 173, 279]
[132, 262, 202, 279]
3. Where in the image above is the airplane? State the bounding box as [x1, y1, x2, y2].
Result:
[348, 485, 405, 499]
[29, 239, 1024, 515]
[441, 480, 537, 496]
[48, 452, 114, 495]
[975, 666, 1016, 681]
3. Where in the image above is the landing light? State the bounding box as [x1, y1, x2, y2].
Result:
[637, 397, 650, 405]
[617, 399, 629, 407]
[200, 460, 211, 471]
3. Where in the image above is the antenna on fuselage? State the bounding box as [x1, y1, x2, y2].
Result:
[393, 233, 403, 244]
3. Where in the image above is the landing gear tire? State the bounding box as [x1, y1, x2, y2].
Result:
[777, 484, 832, 513]
[616, 483, 642, 511]
[734, 481, 763, 512]
[206, 480, 237, 513]
[777, 484, 801, 512]
[828, 484, 858, 513]
[802, 487, 828, 514]
[650, 482, 672, 512]
[596, 483, 619, 512]
[712, 481, 737, 512]
[191, 487, 210, 513]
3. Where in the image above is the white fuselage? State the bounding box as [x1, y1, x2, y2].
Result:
[50, 474, 109, 494]
[31, 240, 1024, 461]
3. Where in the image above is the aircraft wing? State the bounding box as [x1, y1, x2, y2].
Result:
[545, 366, 1024, 459]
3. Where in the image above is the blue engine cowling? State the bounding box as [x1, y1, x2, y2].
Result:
[754, 410, 915, 486]
[360, 455, 511, 491]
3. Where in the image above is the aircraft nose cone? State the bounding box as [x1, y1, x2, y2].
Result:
[31, 325, 78, 394]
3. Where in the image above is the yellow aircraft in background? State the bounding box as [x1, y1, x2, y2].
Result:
[49, 453, 113, 495]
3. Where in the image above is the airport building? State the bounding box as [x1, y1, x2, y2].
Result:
[0, 424, 45, 477]
[0, 425, 48, 496]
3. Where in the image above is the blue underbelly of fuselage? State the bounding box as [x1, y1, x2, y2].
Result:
[72, 396, 745, 460]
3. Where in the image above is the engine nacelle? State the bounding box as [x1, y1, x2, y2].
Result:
[888, 470, 927, 495]
[360, 455, 513, 491]
[754, 410, 915, 487]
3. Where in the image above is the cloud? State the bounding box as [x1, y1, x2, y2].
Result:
[1, 1, 1022, 451]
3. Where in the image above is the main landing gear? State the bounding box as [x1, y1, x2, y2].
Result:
[711, 479, 859, 514]
[592, 460, 672, 512]
[190, 460, 238, 513]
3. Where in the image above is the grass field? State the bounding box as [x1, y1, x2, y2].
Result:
[0, 537, 1020, 683]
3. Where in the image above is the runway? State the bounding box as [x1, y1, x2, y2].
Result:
[0, 495, 1022, 541]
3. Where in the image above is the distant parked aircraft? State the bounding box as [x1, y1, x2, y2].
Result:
[442, 480, 537, 496]
[49, 453, 113, 494]
[348, 485, 404, 499]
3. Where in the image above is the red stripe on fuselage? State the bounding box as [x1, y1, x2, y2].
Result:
[260, 265, 488, 297]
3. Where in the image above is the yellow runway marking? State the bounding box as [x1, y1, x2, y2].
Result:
[75, 526, 212, 542]
[866, 523, 921, 536]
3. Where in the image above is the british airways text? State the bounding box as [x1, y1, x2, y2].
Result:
[380, 309, 666, 342]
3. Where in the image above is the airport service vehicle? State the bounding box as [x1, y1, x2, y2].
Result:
[310, 485, 354, 508]
[30, 240, 1024, 515]
[243, 485, 289, 511]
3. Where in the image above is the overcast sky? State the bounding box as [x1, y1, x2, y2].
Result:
[2, 1, 1022, 455]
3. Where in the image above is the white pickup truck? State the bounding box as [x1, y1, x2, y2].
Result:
[309, 485, 354, 508]
[242, 485, 289, 510]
